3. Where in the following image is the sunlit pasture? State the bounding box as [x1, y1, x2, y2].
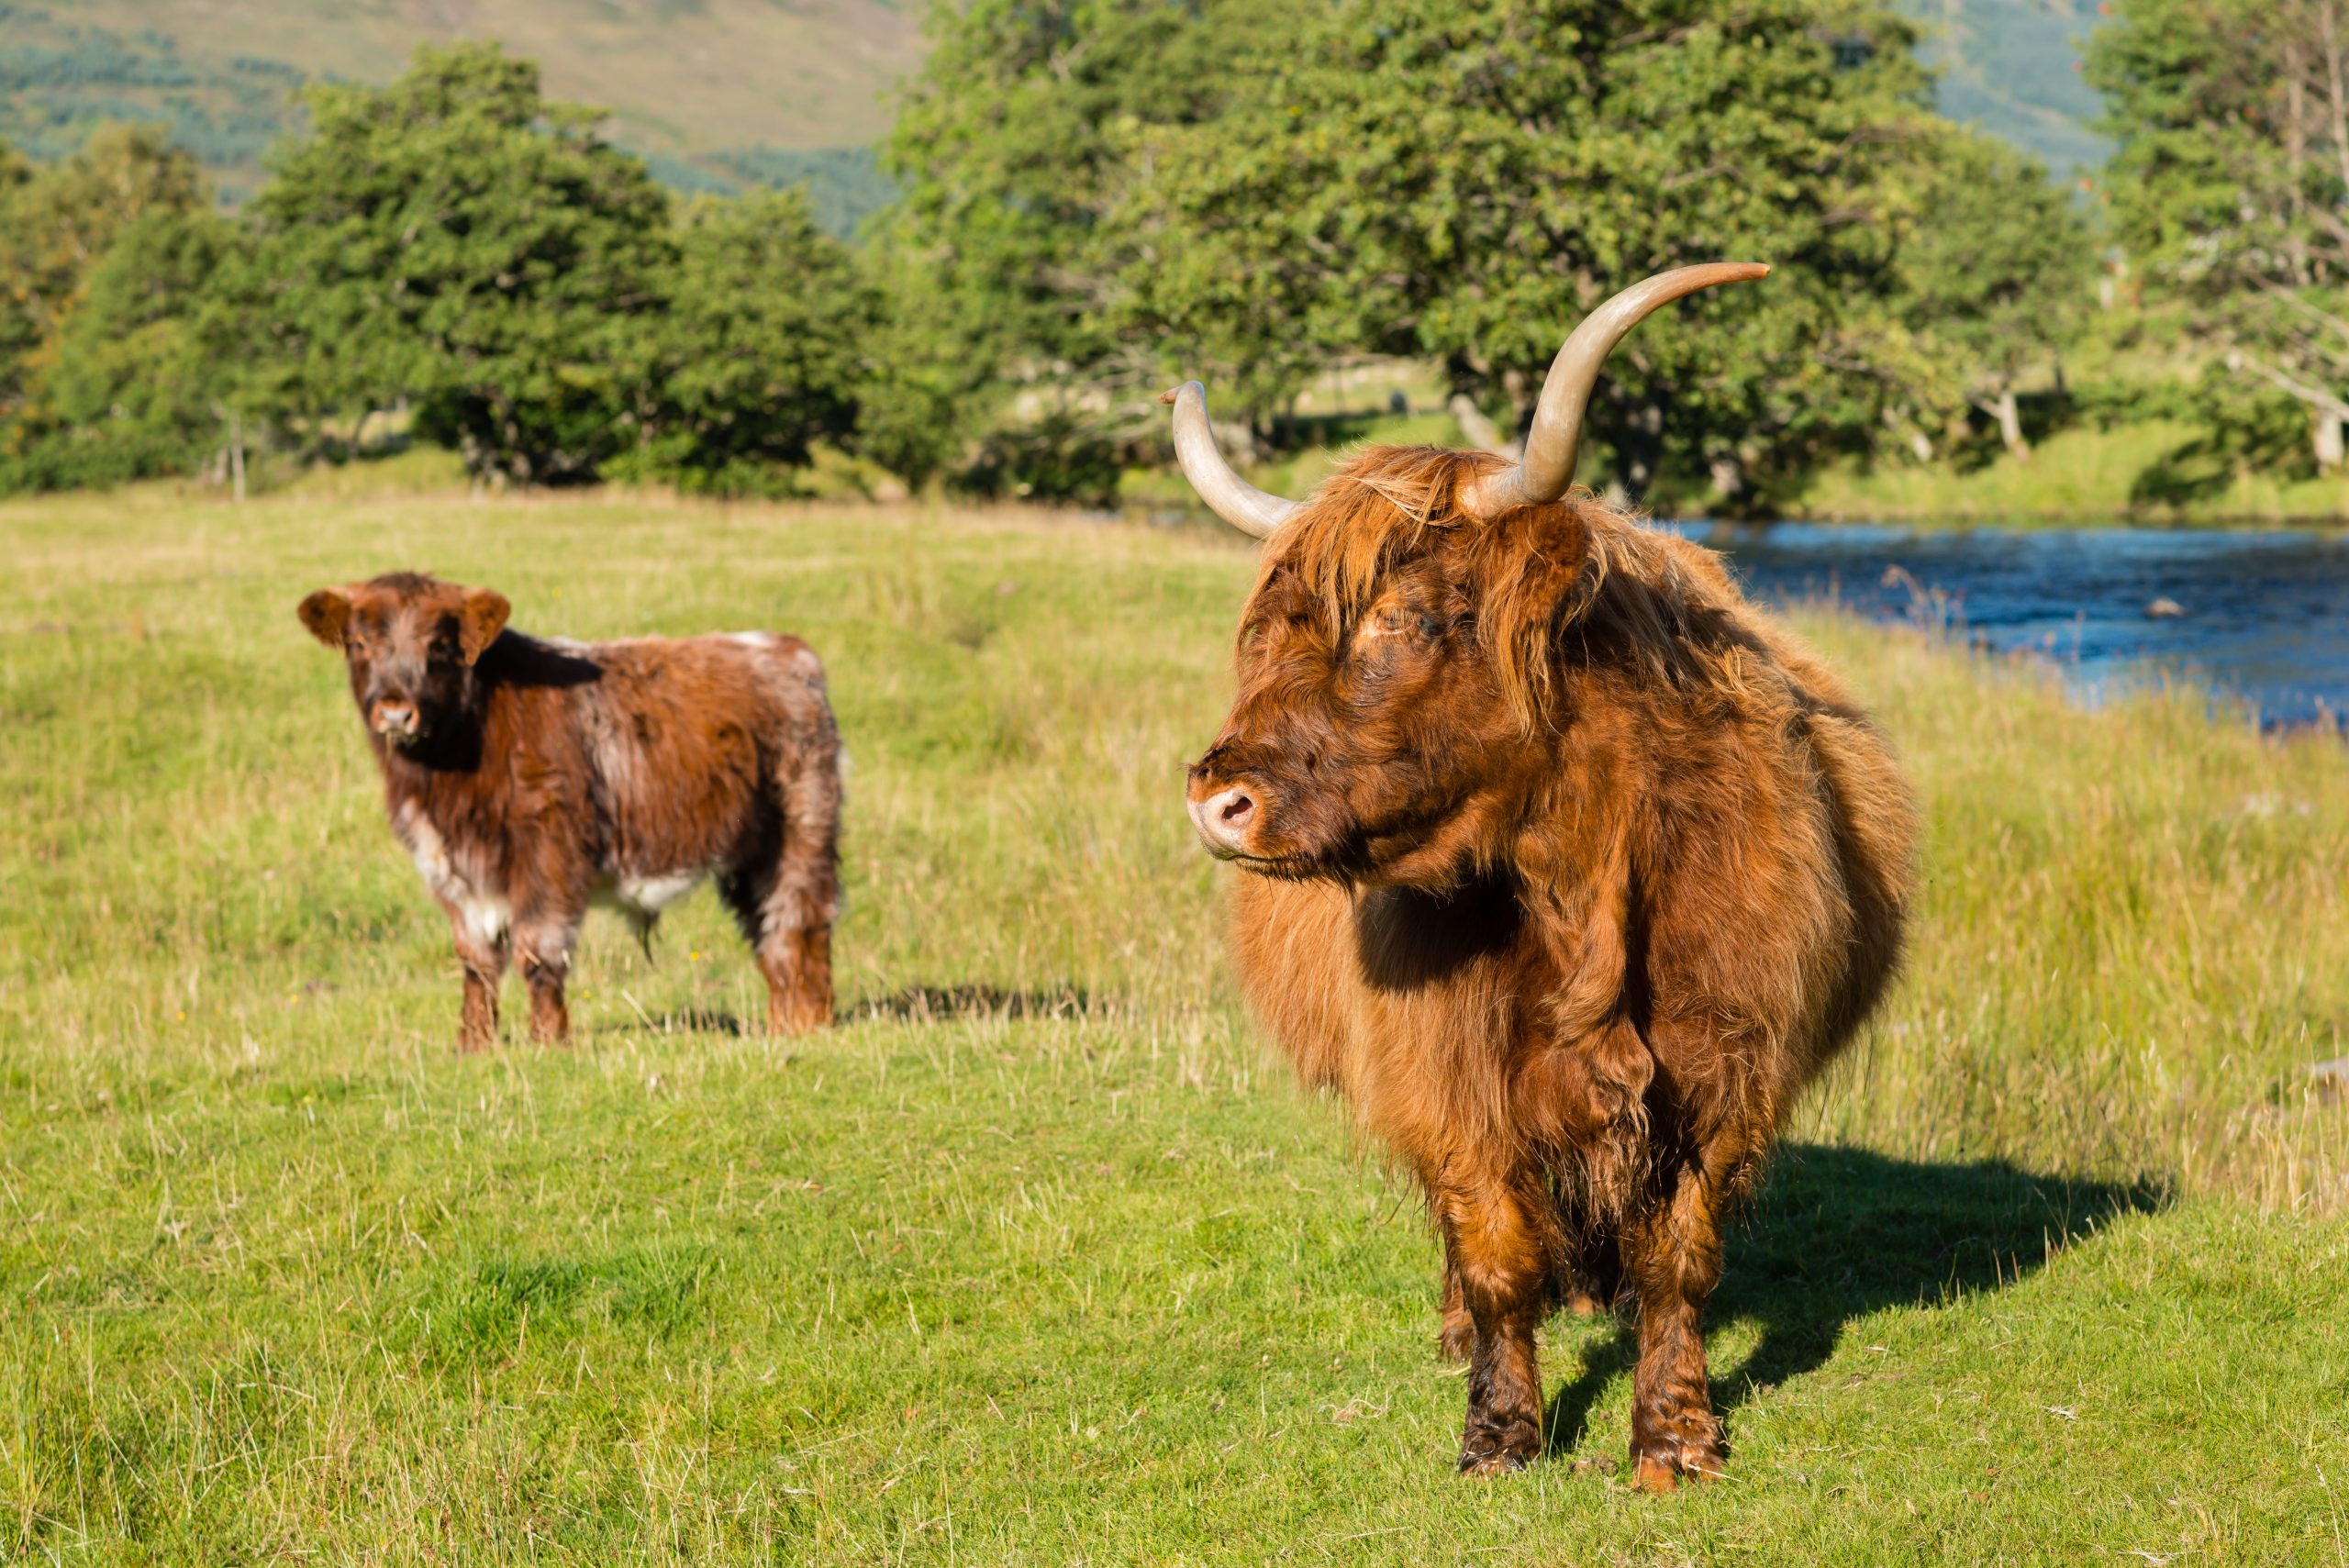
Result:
[0, 484, 2342, 1563]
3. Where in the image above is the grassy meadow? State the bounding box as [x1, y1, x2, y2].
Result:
[1, 484, 2345, 1564]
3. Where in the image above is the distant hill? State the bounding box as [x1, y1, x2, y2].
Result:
[0, 0, 2112, 228]
[1904, 0, 2112, 178]
[0, 0, 917, 230]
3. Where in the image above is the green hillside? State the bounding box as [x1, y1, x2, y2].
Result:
[0, 0, 914, 228]
[1905, 0, 2112, 176]
[0, 0, 2111, 225]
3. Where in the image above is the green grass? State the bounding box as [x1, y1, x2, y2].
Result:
[1, 484, 2344, 1563]
[1796, 417, 2349, 526]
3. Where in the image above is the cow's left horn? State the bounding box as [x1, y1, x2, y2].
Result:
[1460, 262, 1770, 518]
[1161, 382, 1299, 540]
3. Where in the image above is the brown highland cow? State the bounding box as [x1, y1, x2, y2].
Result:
[1164, 265, 1919, 1486]
[299, 573, 841, 1049]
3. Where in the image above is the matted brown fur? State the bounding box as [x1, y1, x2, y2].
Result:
[1186, 446, 1917, 1483]
[300, 573, 841, 1049]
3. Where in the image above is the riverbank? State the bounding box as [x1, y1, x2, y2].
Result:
[1126, 408, 2349, 528]
[1793, 417, 2349, 527]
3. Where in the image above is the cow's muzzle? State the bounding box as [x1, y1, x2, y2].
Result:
[1186, 780, 1259, 861]
[369, 698, 426, 744]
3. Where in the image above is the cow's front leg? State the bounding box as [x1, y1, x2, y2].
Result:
[1622, 1152, 1732, 1490]
[448, 917, 507, 1053]
[511, 912, 581, 1046]
[1437, 1170, 1558, 1473]
[1436, 1251, 1475, 1364]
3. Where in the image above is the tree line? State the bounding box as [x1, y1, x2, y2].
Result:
[0, 3, 2320, 514]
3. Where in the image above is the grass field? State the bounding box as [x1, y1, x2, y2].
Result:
[2, 484, 2345, 1564]
[1796, 418, 2349, 527]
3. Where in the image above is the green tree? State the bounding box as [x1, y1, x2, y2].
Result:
[614, 190, 880, 494]
[248, 42, 674, 484]
[43, 208, 248, 445]
[0, 123, 206, 425]
[1888, 130, 2094, 462]
[890, 0, 1944, 511]
[882, 0, 1306, 497]
[2088, 0, 2349, 469]
[1128, 0, 1938, 508]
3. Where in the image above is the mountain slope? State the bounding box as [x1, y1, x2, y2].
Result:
[1905, 0, 2112, 177]
[0, 0, 918, 221]
[0, 0, 2115, 217]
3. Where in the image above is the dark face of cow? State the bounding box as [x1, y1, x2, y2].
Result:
[298, 573, 510, 751]
[1185, 488, 1586, 887]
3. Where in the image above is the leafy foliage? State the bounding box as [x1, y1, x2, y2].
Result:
[1887, 129, 2094, 459]
[880, 0, 1301, 498]
[0, 122, 207, 420]
[886, 0, 2044, 513]
[2087, 0, 2349, 469]
[612, 190, 878, 495]
[246, 43, 674, 485]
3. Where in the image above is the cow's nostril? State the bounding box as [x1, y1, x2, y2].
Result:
[1219, 792, 1254, 827]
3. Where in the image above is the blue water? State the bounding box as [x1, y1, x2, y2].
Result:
[1673, 523, 2349, 729]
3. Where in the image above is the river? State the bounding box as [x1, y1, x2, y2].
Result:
[1674, 522, 2349, 730]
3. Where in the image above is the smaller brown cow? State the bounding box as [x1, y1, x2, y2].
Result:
[299, 573, 841, 1049]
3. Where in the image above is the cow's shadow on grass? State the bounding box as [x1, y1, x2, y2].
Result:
[846, 984, 1094, 1024]
[1541, 1143, 2165, 1456]
[585, 1006, 751, 1038]
[586, 984, 1096, 1037]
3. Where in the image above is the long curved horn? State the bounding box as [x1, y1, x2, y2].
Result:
[1160, 382, 1299, 540]
[1460, 262, 1770, 518]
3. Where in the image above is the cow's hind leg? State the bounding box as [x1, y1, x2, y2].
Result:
[1437, 1168, 1559, 1474]
[1621, 1144, 1739, 1490]
[722, 760, 839, 1037]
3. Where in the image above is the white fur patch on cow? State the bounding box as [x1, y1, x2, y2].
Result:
[398, 804, 509, 948]
[457, 893, 511, 948]
[618, 871, 704, 916]
[727, 631, 776, 648]
[590, 869, 709, 940]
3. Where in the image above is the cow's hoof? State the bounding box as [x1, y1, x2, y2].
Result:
[1457, 1446, 1531, 1477]
[1631, 1442, 1726, 1493]
[1457, 1418, 1540, 1476]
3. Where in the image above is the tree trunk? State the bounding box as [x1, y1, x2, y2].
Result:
[228, 410, 246, 504]
[1976, 389, 2030, 462]
[2316, 406, 2344, 473]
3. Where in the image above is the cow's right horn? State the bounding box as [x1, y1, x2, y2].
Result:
[1161, 382, 1299, 540]
[1459, 262, 1770, 519]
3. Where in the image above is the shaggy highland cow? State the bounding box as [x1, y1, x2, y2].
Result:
[300, 573, 841, 1049]
[1166, 265, 1919, 1486]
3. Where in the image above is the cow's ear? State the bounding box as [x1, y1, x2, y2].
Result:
[298, 588, 353, 650]
[458, 588, 510, 665]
